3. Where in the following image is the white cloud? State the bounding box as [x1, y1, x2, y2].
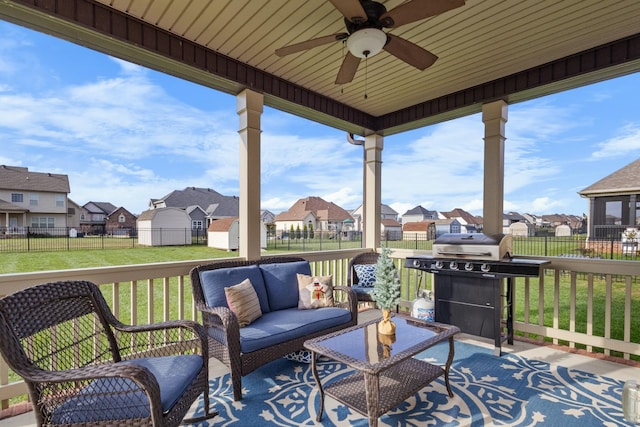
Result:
[591, 123, 640, 158]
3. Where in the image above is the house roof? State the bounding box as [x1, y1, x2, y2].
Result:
[0, 165, 70, 193]
[381, 218, 401, 227]
[3, 2, 638, 137]
[274, 196, 353, 222]
[440, 208, 481, 225]
[208, 217, 238, 232]
[152, 187, 239, 217]
[403, 221, 434, 232]
[0, 198, 27, 212]
[84, 201, 118, 215]
[403, 205, 437, 217]
[578, 158, 640, 197]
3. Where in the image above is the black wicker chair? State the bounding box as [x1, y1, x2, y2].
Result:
[347, 251, 381, 304]
[0, 280, 217, 426]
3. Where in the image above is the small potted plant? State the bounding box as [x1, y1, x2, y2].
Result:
[372, 246, 401, 335]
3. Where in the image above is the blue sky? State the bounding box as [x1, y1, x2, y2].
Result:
[1, 21, 639, 217]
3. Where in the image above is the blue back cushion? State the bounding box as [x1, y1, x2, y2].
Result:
[199, 265, 270, 313]
[259, 261, 311, 311]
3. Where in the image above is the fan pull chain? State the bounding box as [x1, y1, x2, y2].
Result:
[364, 55, 368, 99]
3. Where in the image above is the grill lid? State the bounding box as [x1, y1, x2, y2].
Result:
[433, 233, 512, 260]
[434, 233, 505, 245]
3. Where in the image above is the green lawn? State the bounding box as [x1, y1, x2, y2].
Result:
[0, 246, 238, 274]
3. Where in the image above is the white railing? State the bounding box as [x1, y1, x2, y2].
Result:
[1, 248, 639, 409]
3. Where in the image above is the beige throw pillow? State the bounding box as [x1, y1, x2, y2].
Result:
[224, 278, 262, 327]
[297, 274, 334, 309]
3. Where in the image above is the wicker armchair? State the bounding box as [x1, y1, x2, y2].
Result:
[347, 251, 381, 303]
[0, 280, 217, 426]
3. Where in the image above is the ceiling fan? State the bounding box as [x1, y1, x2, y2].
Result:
[275, 0, 465, 85]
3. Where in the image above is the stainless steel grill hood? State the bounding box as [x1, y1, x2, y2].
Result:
[432, 233, 512, 261]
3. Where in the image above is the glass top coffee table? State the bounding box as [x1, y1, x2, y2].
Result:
[304, 314, 460, 427]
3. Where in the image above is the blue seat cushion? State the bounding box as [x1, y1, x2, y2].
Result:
[50, 354, 202, 423]
[236, 307, 352, 353]
[200, 264, 270, 313]
[259, 261, 311, 311]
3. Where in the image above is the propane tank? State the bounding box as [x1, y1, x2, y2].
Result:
[623, 379, 640, 423]
[411, 290, 435, 321]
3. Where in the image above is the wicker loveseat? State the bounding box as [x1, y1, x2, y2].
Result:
[190, 257, 358, 400]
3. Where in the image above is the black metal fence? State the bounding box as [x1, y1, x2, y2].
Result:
[1, 226, 638, 260]
[0, 227, 207, 253]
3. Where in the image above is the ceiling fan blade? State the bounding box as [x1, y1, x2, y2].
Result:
[275, 33, 347, 57]
[381, 0, 465, 28]
[327, 0, 367, 23]
[335, 52, 361, 84]
[384, 34, 438, 70]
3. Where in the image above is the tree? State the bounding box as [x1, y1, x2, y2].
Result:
[372, 246, 401, 311]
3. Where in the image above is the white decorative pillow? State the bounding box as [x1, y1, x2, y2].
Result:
[296, 274, 334, 309]
[353, 264, 376, 287]
[224, 278, 262, 327]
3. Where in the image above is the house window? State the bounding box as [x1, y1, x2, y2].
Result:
[80, 214, 85, 220]
[192, 220, 203, 230]
[636, 201, 640, 226]
[29, 194, 39, 206]
[605, 201, 622, 225]
[118, 214, 126, 223]
[11, 193, 23, 203]
[56, 195, 64, 207]
[31, 217, 54, 228]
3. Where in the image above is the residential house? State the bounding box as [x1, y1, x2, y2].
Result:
[579, 157, 640, 239]
[274, 196, 354, 239]
[0, 165, 70, 235]
[502, 211, 528, 232]
[433, 218, 462, 237]
[402, 220, 436, 241]
[401, 205, 438, 224]
[105, 206, 137, 236]
[80, 202, 118, 235]
[67, 199, 82, 230]
[350, 203, 399, 232]
[440, 208, 482, 233]
[150, 187, 239, 230]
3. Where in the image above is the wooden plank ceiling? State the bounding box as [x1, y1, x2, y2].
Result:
[2, 0, 640, 135]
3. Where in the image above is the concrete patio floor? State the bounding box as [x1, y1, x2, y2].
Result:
[2, 309, 639, 426]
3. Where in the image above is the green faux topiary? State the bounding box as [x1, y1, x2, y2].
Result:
[372, 246, 401, 311]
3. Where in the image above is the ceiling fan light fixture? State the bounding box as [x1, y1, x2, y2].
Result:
[347, 28, 387, 58]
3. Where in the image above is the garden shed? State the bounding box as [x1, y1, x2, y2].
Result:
[137, 207, 192, 246]
[208, 217, 267, 251]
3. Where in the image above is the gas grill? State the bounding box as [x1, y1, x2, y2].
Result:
[406, 233, 548, 355]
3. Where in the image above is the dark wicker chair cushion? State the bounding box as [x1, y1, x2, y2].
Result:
[259, 261, 311, 310]
[51, 354, 202, 423]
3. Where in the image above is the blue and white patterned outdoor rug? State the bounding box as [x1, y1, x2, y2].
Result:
[191, 341, 632, 426]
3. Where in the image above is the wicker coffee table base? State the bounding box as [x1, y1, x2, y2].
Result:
[310, 335, 455, 427]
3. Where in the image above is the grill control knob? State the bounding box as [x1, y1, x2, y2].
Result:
[449, 261, 458, 270]
[435, 261, 444, 269]
[481, 263, 491, 272]
[465, 262, 474, 271]
[413, 259, 421, 268]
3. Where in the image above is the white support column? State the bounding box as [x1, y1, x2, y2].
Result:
[237, 89, 263, 260]
[482, 100, 508, 236]
[364, 134, 383, 249]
